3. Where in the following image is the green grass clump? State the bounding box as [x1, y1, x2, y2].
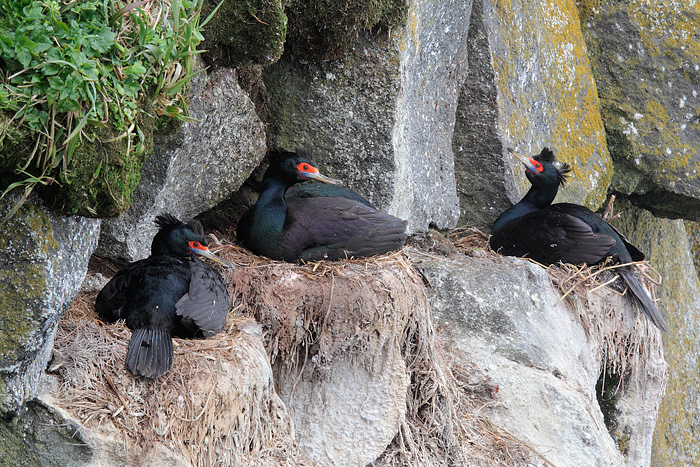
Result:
[0, 0, 214, 218]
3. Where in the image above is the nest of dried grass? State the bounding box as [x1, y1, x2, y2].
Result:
[544, 258, 664, 390]
[214, 241, 534, 466]
[51, 286, 310, 466]
[448, 226, 494, 257]
[448, 224, 664, 393]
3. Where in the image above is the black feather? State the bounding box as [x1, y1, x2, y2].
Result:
[155, 213, 181, 229]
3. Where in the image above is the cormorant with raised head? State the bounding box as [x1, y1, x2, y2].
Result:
[490, 147, 669, 332]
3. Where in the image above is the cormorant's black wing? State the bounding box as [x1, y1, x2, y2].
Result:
[95, 261, 142, 323]
[551, 203, 645, 262]
[125, 327, 174, 378]
[286, 184, 376, 209]
[490, 209, 615, 265]
[284, 197, 407, 261]
[606, 223, 645, 261]
[174, 259, 229, 337]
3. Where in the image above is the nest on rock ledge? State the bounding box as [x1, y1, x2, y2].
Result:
[51, 237, 536, 466]
[447, 225, 665, 395]
[51, 289, 308, 466]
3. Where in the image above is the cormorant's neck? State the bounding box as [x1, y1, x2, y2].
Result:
[491, 182, 559, 234]
[259, 175, 290, 206]
[520, 182, 558, 209]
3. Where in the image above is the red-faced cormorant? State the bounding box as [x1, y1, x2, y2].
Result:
[490, 147, 669, 332]
[236, 149, 408, 262]
[95, 214, 233, 378]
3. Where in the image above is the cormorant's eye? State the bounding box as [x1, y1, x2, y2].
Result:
[190, 241, 202, 248]
[301, 164, 310, 171]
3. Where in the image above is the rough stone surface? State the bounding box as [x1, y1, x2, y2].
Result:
[97, 66, 267, 262]
[581, 2, 700, 220]
[612, 200, 700, 465]
[685, 220, 700, 277]
[201, 0, 287, 68]
[411, 252, 667, 467]
[479, 0, 612, 211]
[0, 196, 100, 417]
[262, 34, 400, 211]
[452, 0, 513, 231]
[230, 260, 427, 466]
[263, 0, 474, 232]
[0, 398, 92, 466]
[279, 351, 408, 467]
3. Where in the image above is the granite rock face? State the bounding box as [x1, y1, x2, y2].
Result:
[263, 0, 474, 232]
[97, 66, 267, 262]
[473, 0, 612, 214]
[612, 200, 700, 465]
[0, 196, 100, 417]
[411, 252, 667, 467]
[0, 398, 92, 466]
[452, 0, 513, 231]
[581, 2, 700, 220]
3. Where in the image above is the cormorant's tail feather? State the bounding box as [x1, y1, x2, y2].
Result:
[126, 328, 174, 378]
[619, 267, 669, 332]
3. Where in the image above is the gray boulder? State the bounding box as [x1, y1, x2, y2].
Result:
[411, 251, 667, 467]
[97, 65, 267, 262]
[0, 196, 100, 417]
[581, 3, 700, 220]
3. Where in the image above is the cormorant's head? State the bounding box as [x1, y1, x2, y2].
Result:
[267, 148, 341, 187]
[151, 214, 233, 267]
[509, 147, 571, 188]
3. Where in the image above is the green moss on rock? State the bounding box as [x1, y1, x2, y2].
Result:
[202, 0, 288, 67]
[37, 109, 154, 218]
[0, 112, 35, 190]
[0, 202, 54, 367]
[684, 220, 700, 277]
[0, 268, 43, 363]
[285, 0, 407, 60]
[0, 401, 92, 466]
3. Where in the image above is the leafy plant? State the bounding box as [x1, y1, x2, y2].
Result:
[0, 0, 217, 219]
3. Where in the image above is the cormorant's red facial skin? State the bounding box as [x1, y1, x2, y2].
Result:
[188, 241, 208, 254]
[297, 162, 320, 179]
[527, 157, 544, 174]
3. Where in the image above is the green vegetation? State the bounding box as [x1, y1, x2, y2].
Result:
[201, 0, 288, 67]
[0, 0, 214, 218]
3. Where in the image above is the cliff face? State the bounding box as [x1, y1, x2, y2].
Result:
[1, 0, 699, 464]
[12, 245, 666, 467]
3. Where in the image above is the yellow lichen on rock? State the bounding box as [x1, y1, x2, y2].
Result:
[581, 0, 700, 214]
[489, 0, 612, 209]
